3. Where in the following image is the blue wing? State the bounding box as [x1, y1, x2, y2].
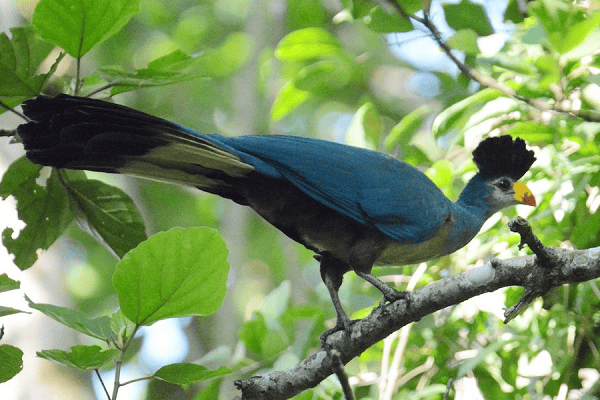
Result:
[205, 134, 452, 244]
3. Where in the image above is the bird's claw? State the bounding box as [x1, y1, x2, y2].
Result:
[320, 318, 359, 346]
[379, 290, 412, 308]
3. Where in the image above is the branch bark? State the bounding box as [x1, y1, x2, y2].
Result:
[232, 224, 600, 399]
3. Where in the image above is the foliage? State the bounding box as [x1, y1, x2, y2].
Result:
[1, 0, 600, 399]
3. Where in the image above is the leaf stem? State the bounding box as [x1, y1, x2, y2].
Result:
[85, 82, 117, 98]
[120, 375, 154, 386]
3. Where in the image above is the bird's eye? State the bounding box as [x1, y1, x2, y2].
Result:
[496, 179, 511, 190]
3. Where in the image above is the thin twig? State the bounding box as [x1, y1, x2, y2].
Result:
[330, 349, 355, 400]
[95, 369, 111, 400]
[443, 378, 453, 400]
[381, 263, 427, 399]
[112, 324, 140, 400]
[0, 99, 29, 122]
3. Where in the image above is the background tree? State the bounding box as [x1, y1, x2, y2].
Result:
[1, 0, 600, 399]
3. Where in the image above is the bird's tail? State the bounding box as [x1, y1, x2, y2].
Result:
[17, 95, 255, 201]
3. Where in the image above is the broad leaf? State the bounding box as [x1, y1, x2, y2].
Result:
[385, 104, 432, 151]
[528, 0, 595, 54]
[33, 0, 140, 58]
[37, 345, 118, 370]
[431, 88, 501, 137]
[443, 0, 493, 37]
[0, 274, 20, 293]
[364, 6, 413, 33]
[275, 28, 341, 61]
[154, 363, 231, 385]
[270, 82, 309, 121]
[345, 103, 380, 150]
[112, 227, 230, 326]
[26, 295, 113, 341]
[0, 158, 74, 270]
[0, 26, 57, 98]
[100, 33, 252, 95]
[447, 29, 480, 55]
[193, 379, 222, 400]
[66, 179, 147, 258]
[0, 306, 29, 317]
[239, 312, 268, 355]
[0, 345, 23, 383]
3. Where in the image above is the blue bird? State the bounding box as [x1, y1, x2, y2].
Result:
[17, 94, 536, 340]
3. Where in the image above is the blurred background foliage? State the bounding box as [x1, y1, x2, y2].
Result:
[1, 0, 600, 399]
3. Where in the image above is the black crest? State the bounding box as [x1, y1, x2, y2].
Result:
[473, 135, 536, 181]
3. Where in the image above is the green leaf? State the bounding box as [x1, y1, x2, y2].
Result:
[65, 179, 147, 258]
[275, 28, 341, 61]
[294, 55, 354, 94]
[146, 49, 194, 71]
[426, 160, 454, 188]
[0, 273, 20, 293]
[100, 33, 252, 95]
[384, 104, 432, 151]
[192, 379, 222, 400]
[528, 0, 598, 55]
[555, 12, 600, 54]
[345, 103, 381, 149]
[443, 0, 493, 37]
[447, 29, 480, 55]
[239, 312, 268, 354]
[0, 306, 29, 317]
[503, 121, 555, 143]
[37, 345, 118, 370]
[99, 65, 200, 96]
[26, 295, 113, 341]
[0, 345, 23, 383]
[109, 309, 135, 346]
[112, 227, 230, 326]
[154, 363, 231, 384]
[504, 0, 525, 24]
[261, 330, 289, 359]
[0, 27, 56, 98]
[270, 82, 309, 121]
[33, 0, 140, 58]
[259, 281, 291, 330]
[364, 6, 413, 33]
[431, 88, 500, 137]
[0, 158, 74, 270]
[192, 32, 253, 77]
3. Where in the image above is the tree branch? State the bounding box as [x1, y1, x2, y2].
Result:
[232, 224, 600, 399]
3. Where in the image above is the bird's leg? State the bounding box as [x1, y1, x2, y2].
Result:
[354, 271, 410, 307]
[318, 253, 355, 344]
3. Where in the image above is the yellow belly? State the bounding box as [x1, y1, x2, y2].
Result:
[375, 223, 450, 266]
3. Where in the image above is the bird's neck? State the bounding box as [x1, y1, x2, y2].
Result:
[456, 174, 498, 219]
[441, 174, 495, 256]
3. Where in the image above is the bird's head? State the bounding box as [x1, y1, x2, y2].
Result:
[460, 136, 536, 216]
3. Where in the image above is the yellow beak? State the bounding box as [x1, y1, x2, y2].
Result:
[514, 181, 536, 206]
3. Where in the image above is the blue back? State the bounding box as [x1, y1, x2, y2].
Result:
[203, 134, 452, 244]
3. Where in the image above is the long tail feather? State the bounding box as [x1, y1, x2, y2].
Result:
[18, 95, 255, 199]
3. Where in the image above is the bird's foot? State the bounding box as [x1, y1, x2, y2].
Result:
[320, 317, 359, 346]
[378, 289, 412, 308]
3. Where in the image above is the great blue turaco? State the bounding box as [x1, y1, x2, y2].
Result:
[17, 94, 536, 341]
